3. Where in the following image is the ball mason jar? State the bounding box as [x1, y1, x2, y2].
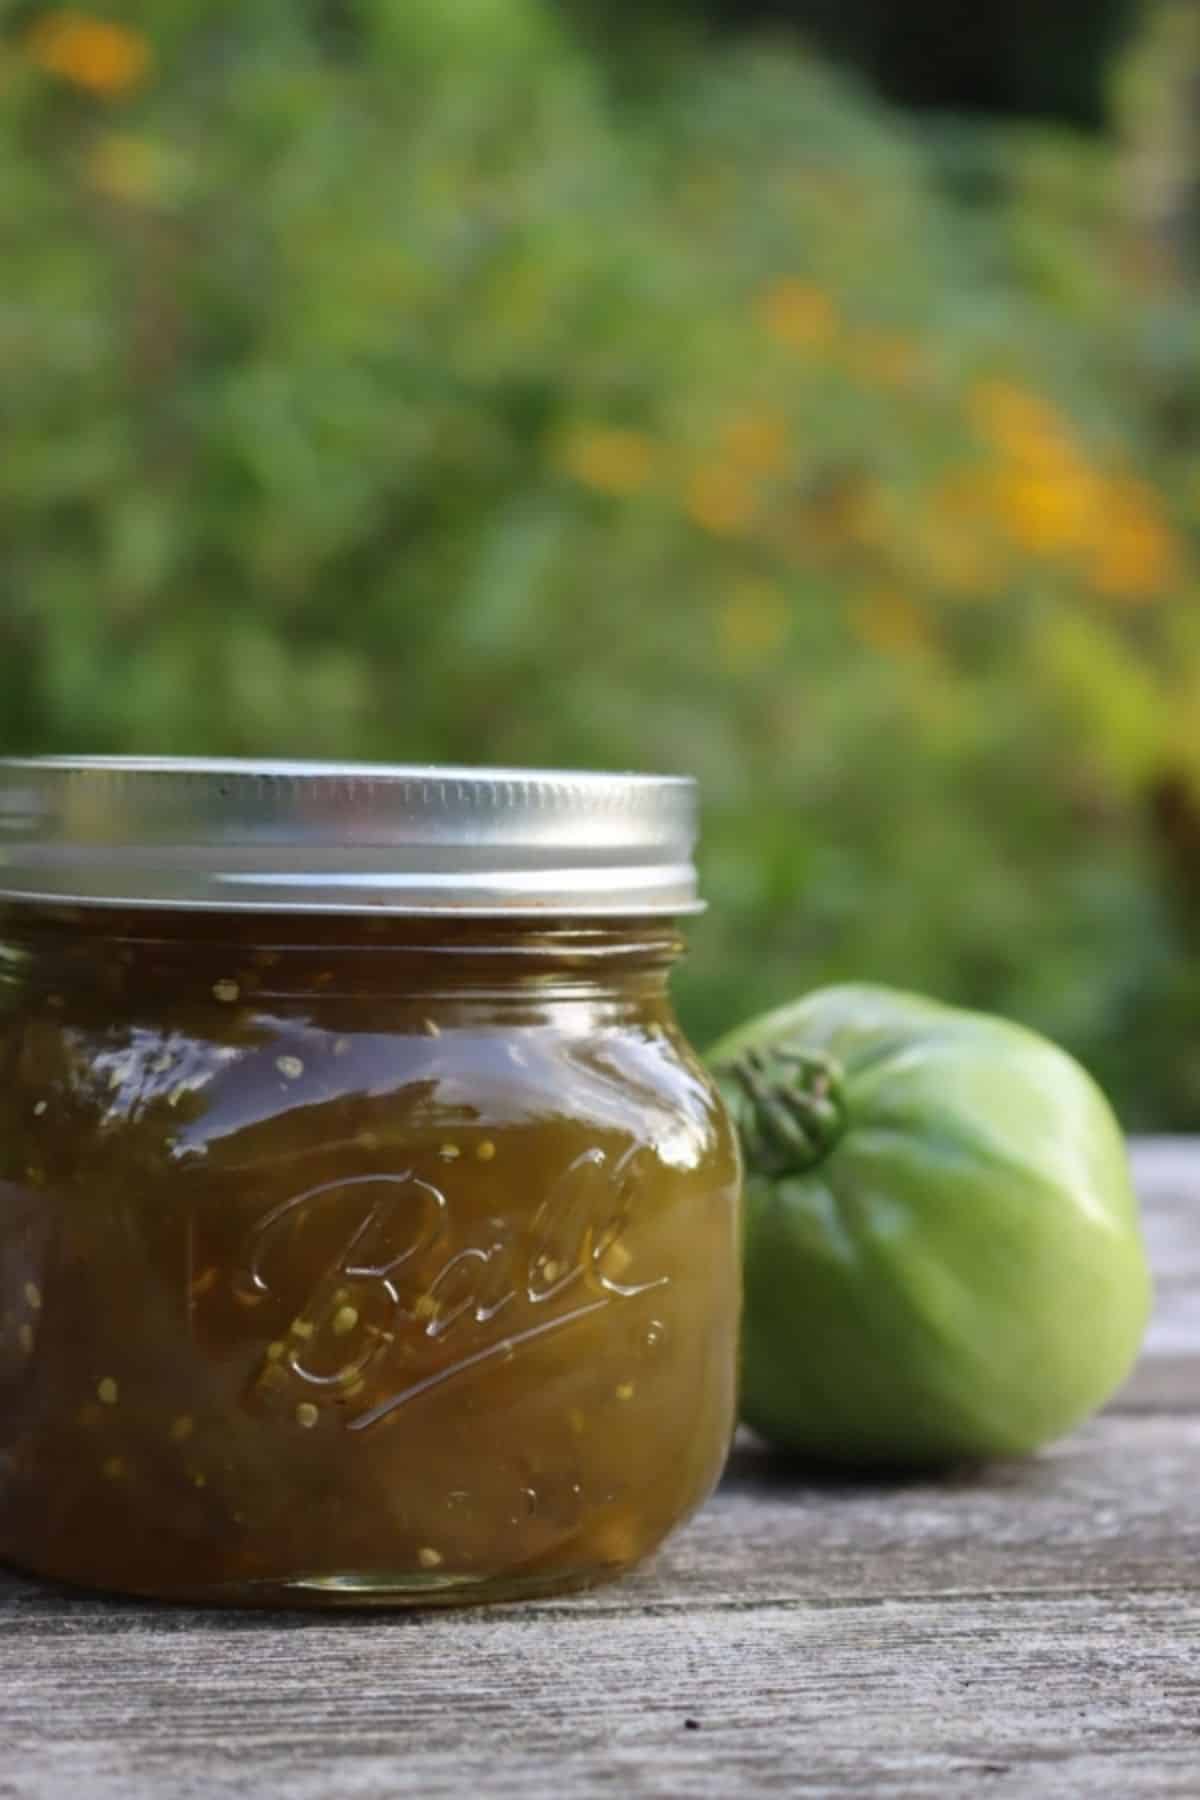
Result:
[0, 760, 740, 1606]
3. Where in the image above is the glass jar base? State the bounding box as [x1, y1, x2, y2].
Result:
[2, 1551, 632, 1611]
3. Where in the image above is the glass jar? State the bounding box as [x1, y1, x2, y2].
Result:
[0, 760, 740, 1606]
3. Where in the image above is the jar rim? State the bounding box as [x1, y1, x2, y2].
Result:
[0, 757, 702, 917]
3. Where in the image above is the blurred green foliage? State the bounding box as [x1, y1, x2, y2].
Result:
[4, 2, 1200, 1125]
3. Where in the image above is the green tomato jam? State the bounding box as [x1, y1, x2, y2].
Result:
[0, 907, 739, 1605]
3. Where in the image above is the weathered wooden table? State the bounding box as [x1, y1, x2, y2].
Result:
[3, 1140, 1197, 1797]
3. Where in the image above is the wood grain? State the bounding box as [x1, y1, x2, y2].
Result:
[3, 1137, 1198, 1798]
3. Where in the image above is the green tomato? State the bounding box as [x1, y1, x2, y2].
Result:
[709, 984, 1152, 1466]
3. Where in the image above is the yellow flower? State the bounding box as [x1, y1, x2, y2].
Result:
[968, 378, 1079, 472]
[721, 412, 789, 476]
[26, 11, 151, 98]
[850, 589, 931, 658]
[717, 580, 790, 669]
[684, 464, 758, 536]
[559, 427, 657, 498]
[756, 279, 837, 353]
[988, 466, 1096, 557]
[1084, 476, 1180, 603]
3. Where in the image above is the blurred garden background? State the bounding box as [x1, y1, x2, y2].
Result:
[4, 0, 1200, 1125]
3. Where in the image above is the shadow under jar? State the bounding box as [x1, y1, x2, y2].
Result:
[0, 760, 740, 1607]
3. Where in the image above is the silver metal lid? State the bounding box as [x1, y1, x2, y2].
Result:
[0, 757, 701, 916]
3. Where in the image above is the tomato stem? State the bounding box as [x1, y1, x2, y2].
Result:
[728, 1045, 847, 1175]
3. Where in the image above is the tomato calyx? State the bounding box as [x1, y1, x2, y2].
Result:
[728, 1045, 847, 1177]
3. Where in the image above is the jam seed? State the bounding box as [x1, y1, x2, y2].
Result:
[439, 1143, 460, 1161]
[97, 1377, 119, 1406]
[475, 1140, 496, 1162]
[24, 1282, 41, 1311]
[295, 1402, 319, 1429]
[32, 1100, 47, 1117]
[212, 979, 240, 1004]
[616, 1382, 635, 1401]
[266, 1340, 286, 1361]
[332, 1305, 359, 1337]
[418, 1546, 443, 1569]
[276, 1056, 304, 1081]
